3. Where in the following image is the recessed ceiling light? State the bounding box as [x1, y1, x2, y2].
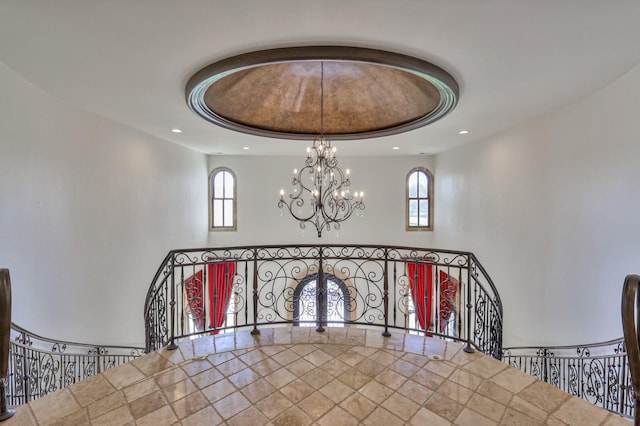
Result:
[392, 147, 400, 150]
[171, 128, 182, 133]
[243, 147, 250, 150]
[458, 130, 469, 135]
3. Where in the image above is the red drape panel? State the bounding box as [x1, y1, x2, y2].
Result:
[207, 262, 236, 334]
[439, 271, 459, 333]
[184, 271, 205, 331]
[407, 262, 433, 331]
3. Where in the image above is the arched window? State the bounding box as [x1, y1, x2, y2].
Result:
[209, 168, 236, 231]
[293, 273, 350, 327]
[406, 167, 433, 231]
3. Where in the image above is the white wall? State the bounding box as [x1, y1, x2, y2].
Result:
[207, 155, 436, 247]
[0, 61, 208, 346]
[434, 65, 640, 347]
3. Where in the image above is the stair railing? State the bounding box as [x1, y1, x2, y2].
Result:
[144, 244, 503, 359]
[622, 273, 640, 425]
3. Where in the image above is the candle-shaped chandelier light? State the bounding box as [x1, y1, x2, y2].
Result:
[278, 62, 365, 237]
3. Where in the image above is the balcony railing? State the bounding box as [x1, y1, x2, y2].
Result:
[144, 245, 503, 358]
[501, 338, 634, 418]
[6, 323, 144, 407]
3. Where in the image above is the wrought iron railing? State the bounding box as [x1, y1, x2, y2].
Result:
[144, 245, 503, 358]
[501, 338, 634, 418]
[6, 323, 144, 407]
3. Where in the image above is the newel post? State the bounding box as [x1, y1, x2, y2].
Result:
[0, 269, 16, 421]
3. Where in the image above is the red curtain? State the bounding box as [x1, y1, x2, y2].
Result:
[438, 271, 459, 333]
[184, 271, 205, 331]
[407, 262, 433, 331]
[207, 262, 236, 334]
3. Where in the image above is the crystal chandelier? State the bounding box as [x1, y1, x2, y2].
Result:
[278, 62, 365, 238]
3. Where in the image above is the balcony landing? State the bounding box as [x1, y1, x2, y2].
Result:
[4, 328, 630, 425]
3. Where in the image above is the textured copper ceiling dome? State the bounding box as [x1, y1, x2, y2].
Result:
[186, 46, 459, 140]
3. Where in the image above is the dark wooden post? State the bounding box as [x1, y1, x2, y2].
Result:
[0, 269, 16, 421]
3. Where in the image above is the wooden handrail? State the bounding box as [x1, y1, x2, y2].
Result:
[0, 269, 15, 421]
[622, 274, 640, 426]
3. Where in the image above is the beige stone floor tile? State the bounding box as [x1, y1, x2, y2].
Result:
[227, 406, 270, 426]
[409, 407, 452, 426]
[337, 368, 370, 389]
[397, 378, 433, 405]
[509, 395, 549, 422]
[228, 366, 260, 388]
[455, 407, 498, 426]
[375, 368, 408, 389]
[3, 406, 38, 426]
[181, 406, 223, 426]
[424, 359, 456, 377]
[318, 406, 359, 426]
[272, 406, 313, 426]
[424, 392, 464, 422]
[162, 378, 198, 403]
[9, 330, 625, 426]
[123, 378, 159, 403]
[69, 374, 116, 407]
[463, 354, 508, 379]
[158, 345, 185, 364]
[91, 404, 133, 426]
[489, 366, 537, 394]
[102, 362, 146, 390]
[201, 377, 235, 403]
[181, 358, 213, 377]
[213, 391, 251, 419]
[319, 378, 354, 403]
[518, 380, 570, 413]
[403, 352, 429, 367]
[289, 343, 316, 356]
[476, 380, 513, 405]
[216, 357, 248, 377]
[264, 367, 297, 389]
[280, 379, 315, 404]
[305, 348, 333, 366]
[240, 377, 277, 403]
[298, 391, 335, 420]
[601, 414, 633, 425]
[381, 391, 421, 421]
[29, 389, 80, 425]
[467, 392, 506, 422]
[301, 368, 333, 389]
[206, 350, 235, 365]
[354, 358, 386, 377]
[135, 405, 176, 426]
[438, 380, 475, 404]
[49, 409, 90, 426]
[552, 396, 609, 425]
[254, 391, 293, 419]
[252, 358, 282, 376]
[358, 380, 394, 404]
[339, 392, 376, 420]
[190, 366, 224, 389]
[170, 390, 209, 420]
[128, 390, 166, 420]
[322, 358, 351, 377]
[412, 367, 447, 390]
[155, 366, 188, 388]
[362, 406, 404, 426]
[131, 352, 173, 377]
[499, 407, 543, 426]
[86, 390, 126, 419]
[448, 367, 484, 390]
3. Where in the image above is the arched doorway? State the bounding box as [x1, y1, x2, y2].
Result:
[293, 273, 350, 328]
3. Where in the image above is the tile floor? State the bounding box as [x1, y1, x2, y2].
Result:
[4, 327, 632, 425]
